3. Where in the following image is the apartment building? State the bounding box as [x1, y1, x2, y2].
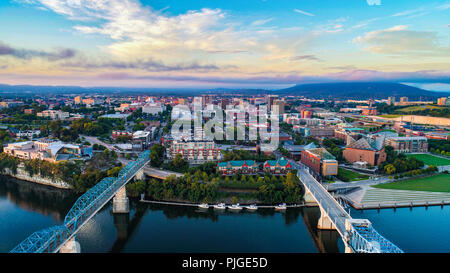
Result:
[386, 137, 428, 153]
[166, 139, 222, 163]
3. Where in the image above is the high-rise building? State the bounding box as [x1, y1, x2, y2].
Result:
[301, 109, 312, 119]
[74, 96, 82, 104]
[266, 95, 279, 111]
[273, 99, 285, 114]
[387, 96, 395, 106]
[437, 97, 449, 106]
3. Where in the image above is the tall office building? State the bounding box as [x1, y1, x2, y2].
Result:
[273, 99, 286, 114]
[266, 95, 279, 111]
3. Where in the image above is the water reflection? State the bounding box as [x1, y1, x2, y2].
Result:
[0, 175, 77, 221]
[0, 176, 341, 253]
[300, 206, 341, 253]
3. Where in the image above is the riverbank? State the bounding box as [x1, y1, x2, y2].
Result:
[2, 165, 71, 189]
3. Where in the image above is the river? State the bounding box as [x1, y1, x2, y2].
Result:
[1, 176, 450, 253]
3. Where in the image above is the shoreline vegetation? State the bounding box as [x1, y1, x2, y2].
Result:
[0, 148, 305, 205]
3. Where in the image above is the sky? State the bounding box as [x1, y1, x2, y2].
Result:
[0, 0, 449, 90]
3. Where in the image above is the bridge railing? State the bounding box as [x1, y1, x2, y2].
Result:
[10, 150, 151, 253]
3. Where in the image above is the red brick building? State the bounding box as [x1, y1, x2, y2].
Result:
[343, 136, 387, 166]
[301, 148, 338, 176]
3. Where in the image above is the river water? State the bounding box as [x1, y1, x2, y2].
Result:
[1, 176, 449, 253]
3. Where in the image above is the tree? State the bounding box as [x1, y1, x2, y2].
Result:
[170, 153, 189, 172]
[384, 164, 396, 175]
[231, 196, 239, 204]
[150, 150, 162, 167]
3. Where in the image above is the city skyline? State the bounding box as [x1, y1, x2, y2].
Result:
[0, 0, 449, 90]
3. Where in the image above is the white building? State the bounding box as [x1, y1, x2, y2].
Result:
[37, 110, 70, 120]
[143, 102, 165, 115]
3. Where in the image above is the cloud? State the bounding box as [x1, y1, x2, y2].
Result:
[353, 25, 449, 56]
[93, 69, 450, 86]
[328, 65, 357, 70]
[0, 41, 77, 61]
[290, 55, 322, 62]
[294, 9, 315, 17]
[60, 58, 221, 72]
[251, 18, 273, 26]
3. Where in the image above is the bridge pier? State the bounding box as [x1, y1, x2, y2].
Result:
[317, 207, 337, 230]
[344, 244, 354, 253]
[59, 237, 81, 253]
[113, 186, 129, 214]
[135, 168, 145, 181]
[304, 187, 319, 206]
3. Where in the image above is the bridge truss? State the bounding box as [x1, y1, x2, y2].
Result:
[346, 219, 403, 253]
[10, 150, 150, 253]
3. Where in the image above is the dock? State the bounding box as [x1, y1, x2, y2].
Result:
[139, 198, 305, 208]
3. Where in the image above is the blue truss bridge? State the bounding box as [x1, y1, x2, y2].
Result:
[10, 150, 150, 253]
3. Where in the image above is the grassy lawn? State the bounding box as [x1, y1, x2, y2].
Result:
[395, 105, 441, 113]
[373, 173, 450, 193]
[378, 114, 402, 118]
[337, 168, 370, 182]
[407, 154, 450, 166]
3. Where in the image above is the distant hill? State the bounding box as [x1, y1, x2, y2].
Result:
[0, 82, 448, 99]
[277, 82, 449, 99]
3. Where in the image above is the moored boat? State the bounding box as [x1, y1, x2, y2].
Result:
[228, 203, 243, 210]
[275, 203, 287, 210]
[198, 203, 209, 209]
[244, 204, 258, 210]
[213, 203, 226, 210]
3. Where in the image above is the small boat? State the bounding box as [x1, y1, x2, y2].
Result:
[228, 203, 243, 210]
[244, 204, 258, 211]
[213, 203, 226, 210]
[198, 203, 209, 209]
[275, 203, 287, 210]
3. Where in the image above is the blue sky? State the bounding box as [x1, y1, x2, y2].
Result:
[0, 0, 449, 90]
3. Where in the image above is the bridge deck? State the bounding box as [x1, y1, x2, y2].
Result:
[291, 161, 350, 237]
[289, 159, 403, 253]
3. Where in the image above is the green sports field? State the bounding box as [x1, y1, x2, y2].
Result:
[407, 154, 450, 166]
[373, 173, 450, 193]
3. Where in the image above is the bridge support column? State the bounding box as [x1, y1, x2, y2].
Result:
[135, 168, 145, 181]
[317, 207, 337, 230]
[60, 237, 81, 253]
[304, 187, 318, 206]
[344, 243, 354, 253]
[113, 186, 129, 214]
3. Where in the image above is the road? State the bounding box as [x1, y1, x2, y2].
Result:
[82, 135, 120, 152]
[143, 166, 183, 179]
